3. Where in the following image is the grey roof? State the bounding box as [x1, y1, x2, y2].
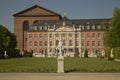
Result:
[28, 17, 111, 32]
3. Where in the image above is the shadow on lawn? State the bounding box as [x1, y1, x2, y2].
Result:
[65, 69, 80, 73]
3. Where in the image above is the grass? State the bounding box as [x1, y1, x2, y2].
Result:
[0, 57, 120, 73]
[0, 58, 57, 73]
[65, 58, 120, 72]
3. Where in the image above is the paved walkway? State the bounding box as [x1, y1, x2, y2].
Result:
[0, 73, 120, 80]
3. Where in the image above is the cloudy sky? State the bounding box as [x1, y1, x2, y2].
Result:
[0, 0, 120, 32]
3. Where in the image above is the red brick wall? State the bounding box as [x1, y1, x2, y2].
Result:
[14, 16, 60, 52]
[81, 30, 105, 55]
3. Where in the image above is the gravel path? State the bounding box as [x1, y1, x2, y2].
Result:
[0, 73, 120, 80]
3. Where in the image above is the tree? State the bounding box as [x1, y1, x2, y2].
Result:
[103, 8, 120, 59]
[104, 8, 120, 48]
[0, 25, 17, 58]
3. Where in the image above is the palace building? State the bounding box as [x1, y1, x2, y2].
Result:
[13, 5, 111, 57]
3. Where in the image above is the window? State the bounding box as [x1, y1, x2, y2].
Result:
[49, 34, 52, 38]
[63, 40, 65, 46]
[55, 33, 59, 37]
[69, 40, 73, 46]
[44, 34, 47, 39]
[69, 48, 73, 52]
[44, 26, 48, 30]
[92, 25, 95, 29]
[69, 33, 72, 37]
[98, 33, 101, 38]
[29, 41, 32, 46]
[92, 33, 95, 38]
[81, 41, 84, 46]
[87, 41, 89, 46]
[75, 33, 79, 38]
[29, 34, 32, 38]
[44, 41, 47, 46]
[56, 40, 59, 46]
[39, 41, 42, 46]
[76, 41, 79, 46]
[39, 26, 42, 30]
[92, 41, 95, 46]
[34, 26, 38, 30]
[23, 21, 29, 31]
[87, 33, 90, 38]
[34, 41, 37, 46]
[81, 33, 84, 39]
[97, 25, 101, 29]
[87, 25, 90, 29]
[82, 25, 84, 29]
[50, 41, 52, 46]
[34, 34, 38, 38]
[98, 41, 100, 46]
[39, 34, 42, 39]
[61, 33, 65, 37]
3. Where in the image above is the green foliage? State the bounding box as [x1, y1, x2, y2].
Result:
[0, 25, 17, 59]
[113, 47, 120, 59]
[0, 48, 4, 59]
[104, 48, 111, 58]
[84, 50, 88, 58]
[104, 8, 120, 48]
[103, 8, 120, 59]
[101, 21, 110, 30]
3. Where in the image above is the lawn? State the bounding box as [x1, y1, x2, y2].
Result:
[0, 57, 120, 73]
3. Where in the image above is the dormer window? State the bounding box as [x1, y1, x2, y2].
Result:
[73, 24, 75, 27]
[39, 26, 42, 30]
[79, 25, 81, 29]
[34, 26, 37, 30]
[92, 25, 95, 29]
[87, 25, 90, 29]
[97, 25, 101, 29]
[53, 25, 56, 29]
[45, 26, 48, 30]
[82, 25, 84, 29]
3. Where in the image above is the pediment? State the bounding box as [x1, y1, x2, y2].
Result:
[13, 5, 61, 17]
[56, 26, 74, 31]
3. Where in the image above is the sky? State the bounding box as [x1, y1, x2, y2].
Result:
[0, 0, 120, 32]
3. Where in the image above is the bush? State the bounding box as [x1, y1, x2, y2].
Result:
[23, 51, 33, 57]
[105, 47, 120, 59]
[0, 48, 20, 59]
[104, 48, 111, 58]
[84, 50, 88, 58]
[113, 47, 120, 59]
[0, 48, 4, 59]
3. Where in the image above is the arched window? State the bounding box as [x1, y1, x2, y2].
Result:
[23, 21, 29, 31]
[33, 20, 38, 24]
